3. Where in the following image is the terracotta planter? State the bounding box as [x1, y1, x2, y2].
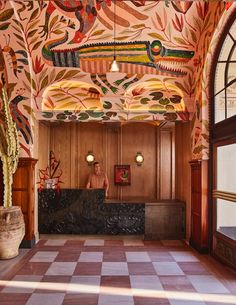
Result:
[0, 206, 25, 259]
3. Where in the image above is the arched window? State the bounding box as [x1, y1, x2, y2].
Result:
[211, 13, 236, 269]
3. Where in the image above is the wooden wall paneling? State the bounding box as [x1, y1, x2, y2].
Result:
[38, 122, 50, 177]
[121, 123, 156, 200]
[12, 158, 37, 247]
[175, 121, 192, 240]
[189, 160, 209, 253]
[78, 122, 104, 188]
[105, 124, 119, 199]
[69, 122, 79, 189]
[50, 123, 72, 188]
[156, 126, 160, 200]
[160, 129, 172, 199]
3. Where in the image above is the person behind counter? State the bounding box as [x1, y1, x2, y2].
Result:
[86, 161, 109, 197]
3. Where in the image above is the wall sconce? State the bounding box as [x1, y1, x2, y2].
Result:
[135, 152, 144, 166]
[86, 151, 95, 165]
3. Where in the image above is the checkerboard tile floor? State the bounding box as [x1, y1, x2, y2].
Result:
[0, 238, 236, 305]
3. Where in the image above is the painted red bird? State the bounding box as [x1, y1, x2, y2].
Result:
[40, 0, 147, 44]
[10, 95, 33, 145]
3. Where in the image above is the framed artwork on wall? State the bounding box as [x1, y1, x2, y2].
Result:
[114, 165, 131, 185]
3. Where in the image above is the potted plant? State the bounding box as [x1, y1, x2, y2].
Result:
[0, 76, 25, 259]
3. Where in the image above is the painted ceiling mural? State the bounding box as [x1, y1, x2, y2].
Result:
[0, 0, 232, 158]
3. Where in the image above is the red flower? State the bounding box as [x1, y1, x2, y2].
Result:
[33, 56, 45, 74]
[225, 2, 233, 10]
[172, 14, 184, 32]
[172, 1, 193, 14]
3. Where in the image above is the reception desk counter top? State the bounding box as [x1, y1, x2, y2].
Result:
[38, 189, 185, 238]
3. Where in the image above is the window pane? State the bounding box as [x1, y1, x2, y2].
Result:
[217, 198, 236, 241]
[226, 79, 236, 119]
[217, 143, 236, 192]
[229, 19, 236, 39]
[218, 34, 234, 61]
[230, 47, 236, 61]
[215, 91, 225, 123]
[214, 63, 226, 96]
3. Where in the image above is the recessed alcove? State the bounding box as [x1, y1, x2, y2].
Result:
[38, 120, 191, 203]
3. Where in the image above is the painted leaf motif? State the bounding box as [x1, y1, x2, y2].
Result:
[49, 15, 58, 30]
[140, 98, 149, 104]
[103, 101, 112, 109]
[0, 22, 10, 30]
[91, 29, 105, 36]
[148, 32, 166, 41]
[23, 105, 36, 120]
[130, 115, 151, 120]
[42, 112, 54, 118]
[131, 24, 145, 29]
[78, 112, 89, 120]
[86, 111, 104, 118]
[159, 98, 170, 105]
[27, 29, 37, 38]
[64, 70, 80, 78]
[164, 113, 177, 121]
[174, 37, 188, 45]
[54, 69, 67, 81]
[40, 75, 49, 90]
[32, 41, 42, 51]
[116, 36, 130, 41]
[29, 8, 39, 22]
[0, 9, 14, 22]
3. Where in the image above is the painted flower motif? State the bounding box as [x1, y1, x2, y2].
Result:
[225, 2, 233, 10]
[171, 1, 193, 14]
[172, 14, 184, 32]
[32, 56, 45, 74]
[196, 2, 209, 20]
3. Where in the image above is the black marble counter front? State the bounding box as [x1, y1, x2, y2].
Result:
[38, 189, 145, 235]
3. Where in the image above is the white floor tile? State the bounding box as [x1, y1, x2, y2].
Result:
[188, 275, 230, 294]
[44, 240, 66, 246]
[130, 275, 163, 292]
[68, 276, 101, 294]
[98, 294, 134, 305]
[25, 293, 65, 305]
[170, 251, 199, 262]
[46, 262, 76, 276]
[125, 252, 150, 262]
[30, 251, 58, 262]
[153, 262, 184, 276]
[79, 252, 103, 262]
[101, 262, 129, 276]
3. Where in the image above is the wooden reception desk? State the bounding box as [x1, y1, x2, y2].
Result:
[38, 189, 185, 239]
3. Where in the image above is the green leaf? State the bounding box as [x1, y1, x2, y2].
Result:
[78, 112, 89, 120]
[0, 9, 14, 22]
[140, 98, 149, 104]
[32, 41, 41, 51]
[159, 98, 170, 105]
[103, 101, 112, 109]
[42, 112, 53, 118]
[91, 29, 105, 37]
[148, 32, 166, 41]
[86, 110, 104, 118]
[0, 22, 10, 30]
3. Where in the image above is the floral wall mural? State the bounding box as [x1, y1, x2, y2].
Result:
[0, 0, 229, 158]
